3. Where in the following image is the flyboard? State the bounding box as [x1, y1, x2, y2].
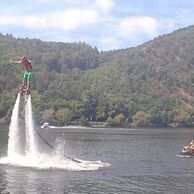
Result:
[20, 86, 30, 103]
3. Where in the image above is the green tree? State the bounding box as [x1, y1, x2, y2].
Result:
[132, 111, 152, 127]
[113, 113, 126, 126]
[105, 116, 115, 127]
[40, 109, 54, 124]
[55, 108, 72, 125]
[173, 107, 192, 127]
[79, 115, 90, 126]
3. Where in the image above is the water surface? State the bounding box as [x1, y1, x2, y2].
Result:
[0, 125, 194, 194]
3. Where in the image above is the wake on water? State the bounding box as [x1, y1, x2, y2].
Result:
[0, 93, 109, 171]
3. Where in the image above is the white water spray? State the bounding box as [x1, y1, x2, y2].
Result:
[7, 93, 22, 157]
[25, 95, 38, 157]
[7, 94, 38, 158]
[1, 93, 110, 170]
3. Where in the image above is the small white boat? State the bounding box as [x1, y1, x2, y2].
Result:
[41, 122, 49, 128]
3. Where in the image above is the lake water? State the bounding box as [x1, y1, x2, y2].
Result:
[0, 125, 194, 194]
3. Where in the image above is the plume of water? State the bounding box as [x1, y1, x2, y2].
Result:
[7, 93, 22, 157]
[3, 93, 110, 170]
[25, 95, 38, 157]
[54, 136, 66, 158]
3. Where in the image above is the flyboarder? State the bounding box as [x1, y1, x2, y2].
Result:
[11, 56, 32, 90]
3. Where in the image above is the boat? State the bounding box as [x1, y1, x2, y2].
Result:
[41, 122, 49, 128]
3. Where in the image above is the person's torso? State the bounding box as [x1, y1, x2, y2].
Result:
[22, 60, 32, 71]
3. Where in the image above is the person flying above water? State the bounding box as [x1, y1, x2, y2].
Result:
[11, 56, 32, 90]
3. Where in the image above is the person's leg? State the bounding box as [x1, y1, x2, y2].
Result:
[26, 72, 32, 89]
[27, 80, 30, 89]
[22, 72, 28, 88]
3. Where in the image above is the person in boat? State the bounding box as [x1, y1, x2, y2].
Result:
[183, 140, 194, 150]
[12, 56, 32, 90]
[189, 140, 194, 148]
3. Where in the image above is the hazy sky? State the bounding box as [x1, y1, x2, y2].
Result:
[0, 0, 193, 50]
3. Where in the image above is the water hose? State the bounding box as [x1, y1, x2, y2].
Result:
[35, 128, 81, 163]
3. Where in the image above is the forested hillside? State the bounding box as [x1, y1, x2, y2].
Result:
[1, 25, 194, 127]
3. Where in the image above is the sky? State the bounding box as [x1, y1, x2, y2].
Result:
[0, 0, 193, 51]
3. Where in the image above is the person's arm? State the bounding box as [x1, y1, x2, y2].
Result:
[10, 59, 21, 64]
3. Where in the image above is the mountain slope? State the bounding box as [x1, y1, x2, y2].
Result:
[1, 26, 194, 127]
